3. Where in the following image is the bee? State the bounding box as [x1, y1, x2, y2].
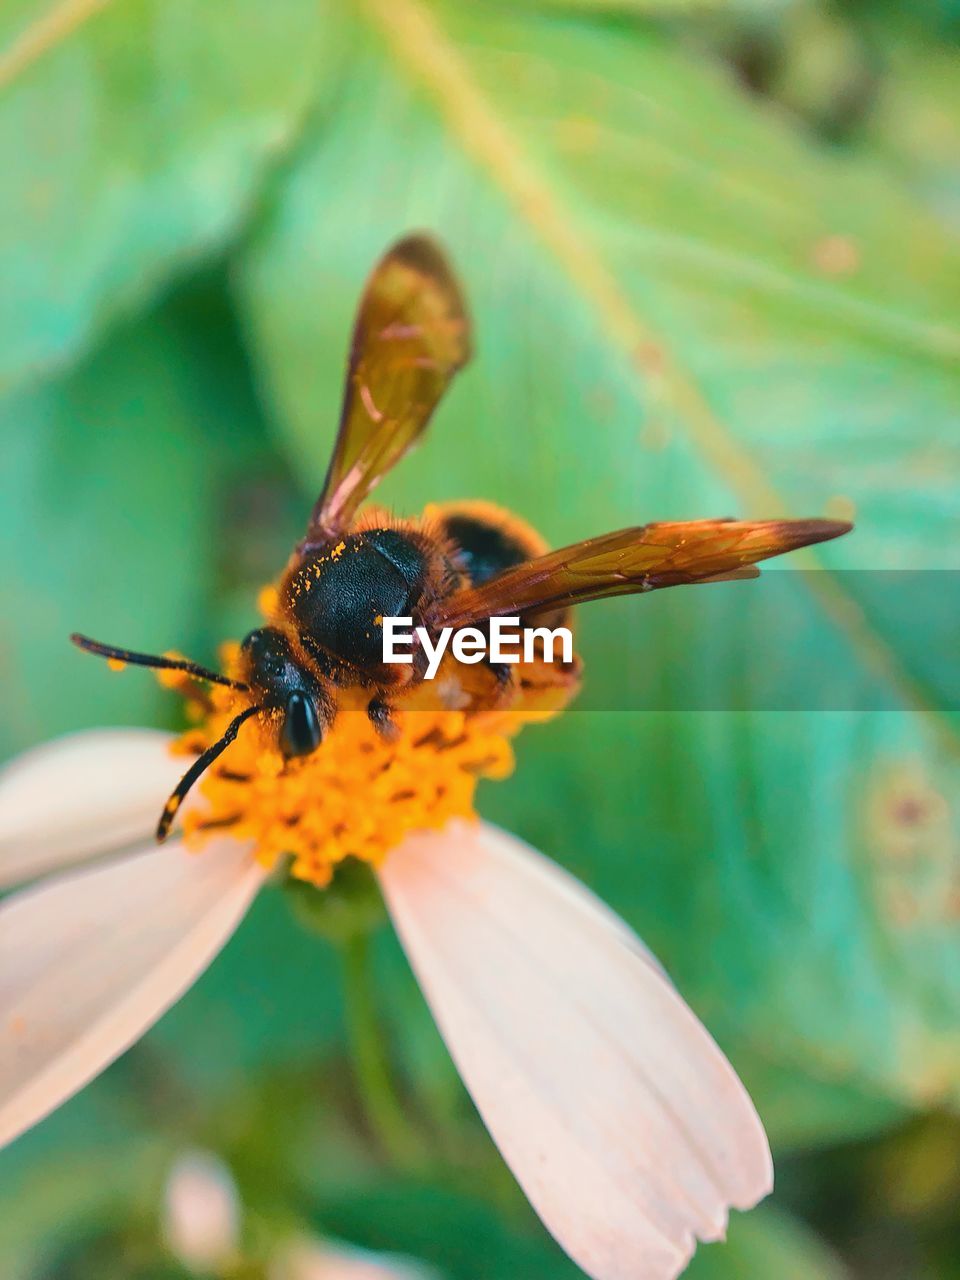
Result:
[72, 234, 851, 839]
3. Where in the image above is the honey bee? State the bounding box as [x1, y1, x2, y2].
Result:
[72, 234, 851, 839]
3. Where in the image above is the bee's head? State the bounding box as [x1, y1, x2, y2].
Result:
[239, 626, 331, 758]
[71, 626, 331, 839]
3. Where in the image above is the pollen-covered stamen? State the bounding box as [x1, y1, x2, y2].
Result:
[176, 697, 515, 886]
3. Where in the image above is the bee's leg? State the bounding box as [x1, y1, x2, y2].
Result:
[367, 695, 399, 740]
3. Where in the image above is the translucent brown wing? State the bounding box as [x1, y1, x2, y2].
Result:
[428, 518, 852, 629]
[307, 234, 471, 541]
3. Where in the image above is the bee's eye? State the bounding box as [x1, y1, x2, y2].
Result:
[279, 691, 322, 758]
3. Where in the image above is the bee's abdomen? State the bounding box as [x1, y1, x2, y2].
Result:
[434, 501, 571, 632]
[435, 501, 548, 588]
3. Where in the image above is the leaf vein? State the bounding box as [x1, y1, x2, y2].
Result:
[0, 0, 113, 92]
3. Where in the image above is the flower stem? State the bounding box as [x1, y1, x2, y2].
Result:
[340, 931, 423, 1169]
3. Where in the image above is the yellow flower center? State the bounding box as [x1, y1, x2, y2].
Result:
[163, 625, 579, 889]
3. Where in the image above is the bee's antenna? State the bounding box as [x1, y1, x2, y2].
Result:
[157, 703, 264, 842]
[71, 633, 247, 692]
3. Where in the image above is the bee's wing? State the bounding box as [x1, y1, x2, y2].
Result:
[307, 234, 471, 541]
[427, 518, 851, 629]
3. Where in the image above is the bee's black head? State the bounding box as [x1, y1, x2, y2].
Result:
[240, 626, 329, 758]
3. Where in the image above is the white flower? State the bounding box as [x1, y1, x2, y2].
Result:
[0, 728, 772, 1280]
[162, 1149, 242, 1271]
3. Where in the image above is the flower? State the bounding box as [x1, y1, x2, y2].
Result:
[0, 700, 772, 1280]
[163, 1149, 242, 1271]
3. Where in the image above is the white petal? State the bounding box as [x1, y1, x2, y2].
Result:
[0, 728, 186, 889]
[163, 1149, 242, 1270]
[0, 836, 263, 1151]
[379, 821, 772, 1280]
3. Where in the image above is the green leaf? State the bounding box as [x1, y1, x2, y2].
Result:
[235, 0, 960, 1124]
[0, 256, 297, 764]
[0, 308, 218, 758]
[864, 32, 960, 230]
[0, 0, 341, 392]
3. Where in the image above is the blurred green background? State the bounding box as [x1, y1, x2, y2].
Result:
[1, 0, 959, 1276]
